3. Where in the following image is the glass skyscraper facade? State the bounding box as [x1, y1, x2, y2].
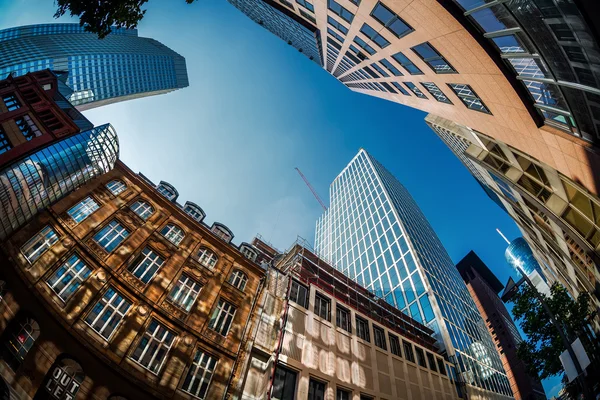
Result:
[227, 0, 323, 66]
[315, 149, 512, 398]
[0, 124, 119, 239]
[0, 24, 189, 110]
[506, 237, 545, 278]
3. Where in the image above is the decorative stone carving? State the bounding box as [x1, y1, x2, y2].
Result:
[183, 335, 194, 347]
[62, 237, 73, 247]
[96, 271, 107, 282]
[137, 305, 148, 316]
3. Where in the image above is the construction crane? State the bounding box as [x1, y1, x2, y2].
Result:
[295, 167, 327, 211]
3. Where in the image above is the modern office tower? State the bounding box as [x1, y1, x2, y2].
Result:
[505, 238, 545, 279]
[0, 23, 189, 110]
[0, 160, 265, 399]
[242, 239, 461, 400]
[426, 114, 600, 330]
[315, 149, 513, 400]
[457, 251, 546, 400]
[228, 0, 600, 205]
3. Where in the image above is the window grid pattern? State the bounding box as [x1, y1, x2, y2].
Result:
[0, 126, 11, 154]
[391, 52, 422, 75]
[314, 150, 511, 396]
[412, 42, 456, 73]
[370, 2, 413, 38]
[15, 116, 41, 141]
[228, 270, 248, 291]
[46, 254, 92, 301]
[130, 319, 175, 374]
[359, 24, 390, 49]
[128, 247, 164, 284]
[448, 83, 491, 114]
[421, 82, 452, 104]
[130, 200, 154, 220]
[93, 220, 129, 252]
[197, 247, 218, 269]
[356, 316, 370, 342]
[3, 94, 21, 111]
[328, 0, 354, 23]
[181, 349, 217, 399]
[209, 299, 236, 336]
[160, 224, 185, 246]
[290, 280, 309, 308]
[68, 196, 99, 223]
[21, 226, 58, 263]
[106, 180, 126, 195]
[404, 82, 427, 99]
[314, 293, 331, 320]
[85, 287, 131, 340]
[168, 274, 202, 312]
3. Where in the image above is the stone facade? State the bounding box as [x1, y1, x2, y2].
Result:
[0, 160, 266, 399]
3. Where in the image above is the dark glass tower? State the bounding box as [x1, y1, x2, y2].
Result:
[506, 237, 545, 278]
[0, 24, 189, 110]
[315, 149, 513, 399]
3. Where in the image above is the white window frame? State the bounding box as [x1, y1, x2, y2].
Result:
[67, 196, 99, 223]
[181, 349, 218, 399]
[161, 224, 184, 246]
[21, 226, 58, 264]
[209, 299, 236, 336]
[157, 185, 176, 200]
[197, 248, 218, 269]
[130, 200, 154, 221]
[94, 220, 129, 252]
[128, 247, 164, 284]
[184, 205, 204, 221]
[46, 254, 92, 302]
[129, 319, 175, 374]
[85, 287, 131, 340]
[227, 270, 248, 291]
[168, 274, 202, 312]
[106, 180, 127, 195]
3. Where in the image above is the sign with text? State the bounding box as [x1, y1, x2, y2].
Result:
[43, 365, 81, 400]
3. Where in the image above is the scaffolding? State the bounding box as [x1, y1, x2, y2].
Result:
[277, 237, 440, 353]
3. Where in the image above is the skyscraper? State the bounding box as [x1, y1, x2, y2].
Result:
[0, 24, 189, 110]
[315, 149, 513, 399]
[457, 251, 546, 400]
[505, 238, 545, 279]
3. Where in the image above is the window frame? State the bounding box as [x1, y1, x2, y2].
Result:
[209, 299, 236, 336]
[15, 115, 41, 141]
[106, 180, 127, 196]
[389, 333, 402, 357]
[359, 23, 390, 49]
[93, 220, 129, 252]
[411, 42, 456, 74]
[289, 279, 309, 308]
[127, 247, 165, 284]
[402, 340, 415, 363]
[355, 315, 370, 342]
[328, 0, 354, 23]
[67, 196, 100, 223]
[0, 125, 12, 154]
[21, 225, 58, 264]
[46, 253, 92, 302]
[336, 305, 351, 332]
[3, 93, 21, 111]
[160, 223, 185, 246]
[314, 292, 331, 321]
[228, 269, 248, 291]
[129, 319, 175, 374]
[447, 83, 492, 114]
[370, 1, 414, 39]
[129, 199, 154, 221]
[373, 325, 387, 350]
[197, 247, 218, 269]
[85, 287, 132, 341]
[168, 274, 202, 312]
[181, 349, 218, 399]
[421, 82, 453, 104]
[404, 82, 428, 99]
[391, 52, 423, 75]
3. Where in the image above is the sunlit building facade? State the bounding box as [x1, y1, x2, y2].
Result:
[426, 114, 600, 331]
[315, 149, 512, 400]
[242, 241, 461, 400]
[0, 160, 266, 399]
[0, 23, 189, 110]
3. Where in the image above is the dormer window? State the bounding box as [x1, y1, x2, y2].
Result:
[211, 223, 233, 243]
[157, 181, 178, 201]
[183, 202, 205, 222]
[240, 244, 258, 262]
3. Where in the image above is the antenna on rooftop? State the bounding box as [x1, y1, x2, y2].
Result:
[496, 228, 511, 245]
[295, 167, 327, 211]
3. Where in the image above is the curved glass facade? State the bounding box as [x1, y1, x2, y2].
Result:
[452, 0, 600, 144]
[315, 149, 512, 398]
[506, 237, 545, 278]
[0, 24, 189, 110]
[0, 124, 119, 239]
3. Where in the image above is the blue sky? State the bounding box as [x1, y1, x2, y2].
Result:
[0, 0, 561, 396]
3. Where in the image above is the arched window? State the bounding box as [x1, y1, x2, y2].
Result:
[197, 247, 218, 269]
[240, 244, 258, 262]
[160, 224, 184, 246]
[183, 201, 205, 222]
[228, 270, 248, 291]
[130, 200, 154, 220]
[211, 223, 233, 243]
[106, 180, 127, 196]
[1, 314, 40, 370]
[38, 356, 85, 400]
[157, 181, 178, 201]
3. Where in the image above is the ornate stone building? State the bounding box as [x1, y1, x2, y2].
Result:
[0, 160, 266, 399]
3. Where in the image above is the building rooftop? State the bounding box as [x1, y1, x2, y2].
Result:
[456, 251, 504, 294]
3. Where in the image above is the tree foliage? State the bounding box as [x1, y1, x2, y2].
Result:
[54, 0, 197, 39]
[509, 282, 596, 380]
